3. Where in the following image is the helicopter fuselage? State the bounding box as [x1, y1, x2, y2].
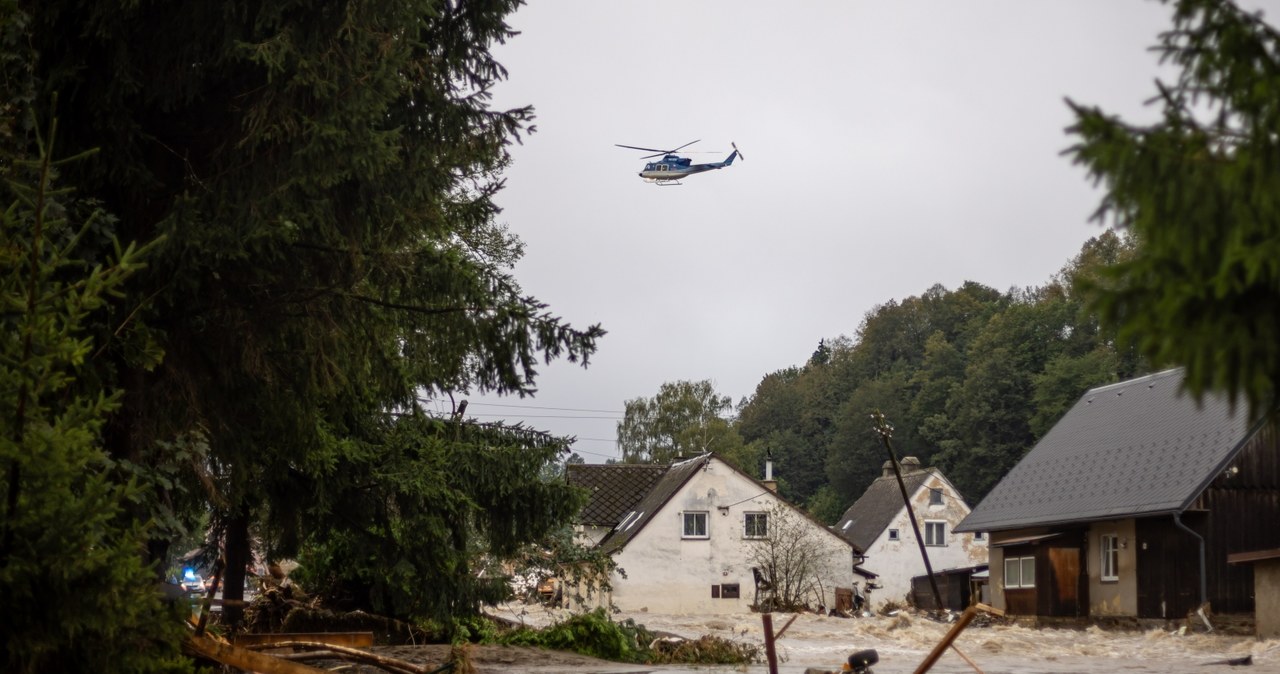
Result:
[616, 141, 742, 184]
[638, 151, 736, 182]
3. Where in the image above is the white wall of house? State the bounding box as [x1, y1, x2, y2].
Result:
[608, 458, 856, 614]
[859, 473, 988, 609]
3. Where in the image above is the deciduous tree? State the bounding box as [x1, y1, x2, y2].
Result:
[618, 380, 743, 464]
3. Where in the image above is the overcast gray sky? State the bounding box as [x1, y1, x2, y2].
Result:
[447, 1, 1275, 463]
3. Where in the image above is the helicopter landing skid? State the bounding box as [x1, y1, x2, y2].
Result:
[654, 180, 683, 186]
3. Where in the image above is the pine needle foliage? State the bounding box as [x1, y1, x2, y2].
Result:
[16, 0, 602, 631]
[0, 108, 190, 672]
[1066, 0, 1280, 418]
[290, 416, 589, 622]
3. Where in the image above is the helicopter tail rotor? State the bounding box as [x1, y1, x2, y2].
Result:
[732, 142, 745, 161]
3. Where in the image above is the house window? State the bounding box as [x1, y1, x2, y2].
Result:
[721, 583, 740, 599]
[925, 521, 946, 546]
[1004, 556, 1035, 588]
[744, 512, 768, 538]
[974, 531, 986, 541]
[682, 512, 708, 539]
[888, 529, 900, 541]
[929, 488, 943, 506]
[1101, 534, 1120, 582]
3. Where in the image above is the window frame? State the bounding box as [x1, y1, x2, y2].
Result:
[924, 520, 947, 547]
[1100, 534, 1120, 582]
[682, 511, 709, 539]
[744, 512, 768, 539]
[928, 488, 943, 506]
[887, 528, 900, 541]
[1004, 555, 1036, 589]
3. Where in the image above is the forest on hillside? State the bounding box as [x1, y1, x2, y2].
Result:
[619, 231, 1147, 523]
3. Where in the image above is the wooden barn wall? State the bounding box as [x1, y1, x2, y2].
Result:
[911, 572, 971, 611]
[1136, 514, 1205, 618]
[1176, 420, 1280, 615]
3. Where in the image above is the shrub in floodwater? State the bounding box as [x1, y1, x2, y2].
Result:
[448, 615, 501, 644]
[495, 608, 759, 665]
[498, 608, 652, 661]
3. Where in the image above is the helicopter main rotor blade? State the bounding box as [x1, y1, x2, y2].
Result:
[669, 139, 700, 154]
[616, 140, 701, 155]
[615, 143, 671, 153]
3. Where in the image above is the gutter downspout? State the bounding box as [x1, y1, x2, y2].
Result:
[1172, 512, 1212, 632]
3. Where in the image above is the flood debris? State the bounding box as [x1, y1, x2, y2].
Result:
[184, 625, 460, 674]
[1200, 654, 1253, 667]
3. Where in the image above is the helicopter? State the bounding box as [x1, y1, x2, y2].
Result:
[615, 140, 743, 184]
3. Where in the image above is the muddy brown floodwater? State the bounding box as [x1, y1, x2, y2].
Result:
[452, 602, 1280, 674]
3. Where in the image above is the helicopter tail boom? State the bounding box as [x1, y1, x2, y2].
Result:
[719, 142, 742, 167]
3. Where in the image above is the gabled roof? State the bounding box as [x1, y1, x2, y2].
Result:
[570, 454, 857, 556]
[597, 455, 711, 554]
[566, 463, 667, 526]
[956, 368, 1258, 533]
[834, 469, 934, 551]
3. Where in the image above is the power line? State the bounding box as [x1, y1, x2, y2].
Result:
[468, 413, 621, 420]
[468, 402, 623, 414]
[570, 448, 620, 461]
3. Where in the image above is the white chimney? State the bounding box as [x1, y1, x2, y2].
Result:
[763, 450, 777, 492]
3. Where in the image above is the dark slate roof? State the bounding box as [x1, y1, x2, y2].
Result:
[566, 463, 667, 526]
[598, 455, 711, 554]
[956, 369, 1256, 533]
[834, 469, 933, 551]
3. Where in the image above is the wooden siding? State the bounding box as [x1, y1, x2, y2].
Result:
[910, 569, 980, 611]
[1136, 514, 1204, 618]
[1137, 419, 1280, 617]
[1048, 546, 1085, 617]
[1000, 537, 1087, 617]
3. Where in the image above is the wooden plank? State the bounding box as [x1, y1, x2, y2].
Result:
[183, 633, 329, 674]
[1227, 548, 1280, 565]
[234, 632, 375, 648]
[913, 604, 978, 674]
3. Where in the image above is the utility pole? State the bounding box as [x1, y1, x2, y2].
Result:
[871, 410, 943, 613]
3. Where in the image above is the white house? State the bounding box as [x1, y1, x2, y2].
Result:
[567, 454, 861, 614]
[834, 457, 987, 609]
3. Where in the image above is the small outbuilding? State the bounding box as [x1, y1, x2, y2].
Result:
[957, 368, 1280, 623]
[1227, 549, 1280, 639]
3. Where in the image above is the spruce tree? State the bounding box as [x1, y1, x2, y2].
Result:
[1067, 0, 1280, 417]
[16, 0, 602, 628]
[0, 111, 190, 671]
